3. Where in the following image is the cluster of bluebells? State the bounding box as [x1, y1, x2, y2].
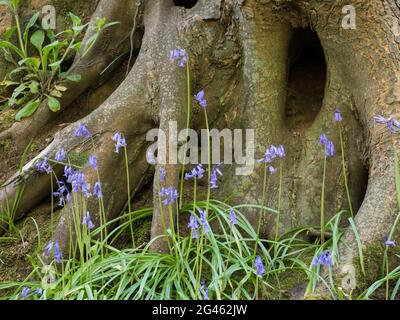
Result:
[312, 250, 333, 267]
[257, 144, 285, 174]
[185, 164, 205, 181]
[188, 213, 200, 239]
[374, 114, 400, 133]
[195, 90, 207, 108]
[35, 157, 52, 174]
[112, 132, 127, 153]
[82, 211, 95, 230]
[210, 162, 223, 189]
[159, 186, 179, 206]
[45, 241, 62, 264]
[55, 148, 67, 162]
[170, 48, 187, 68]
[20, 287, 42, 299]
[254, 255, 265, 276]
[384, 235, 396, 248]
[319, 134, 334, 157]
[199, 209, 210, 233]
[200, 279, 209, 300]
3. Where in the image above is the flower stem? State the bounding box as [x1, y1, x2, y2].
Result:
[339, 124, 354, 218]
[320, 154, 327, 244]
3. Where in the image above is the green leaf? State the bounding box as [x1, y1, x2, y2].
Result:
[69, 13, 81, 27]
[46, 95, 60, 112]
[54, 85, 67, 92]
[0, 80, 18, 87]
[28, 81, 39, 94]
[18, 57, 40, 69]
[3, 26, 16, 41]
[30, 30, 45, 51]
[0, 40, 24, 58]
[23, 12, 40, 44]
[15, 98, 40, 121]
[49, 89, 62, 98]
[66, 74, 81, 82]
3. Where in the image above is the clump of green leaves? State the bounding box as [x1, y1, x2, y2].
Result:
[0, 0, 118, 120]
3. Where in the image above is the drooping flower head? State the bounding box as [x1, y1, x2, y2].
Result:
[53, 181, 70, 207]
[160, 186, 179, 206]
[55, 148, 67, 162]
[254, 255, 265, 276]
[210, 162, 223, 189]
[276, 145, 285, 159]
[229, 208, 238, 225]
[185, 163, 205, 180]
[112, 132, 127, 153]
[159, 167, 167, 183]
[257, 145, 277, 163]
[200, 279, 209, 300]
[319, 134, 334, 157]
[35, 157, 52, 174]
[268, 166, 277, 175]
[374, 115, 400, 133]
[188, 214, 199, 239]
[75, 123, 91, 139]
[82, 211, 95, 230]
[21, 287, 30, 299]
[44, 241, 53, 257]
[195, 90, 207, 108]
[312, 250, 333, 267]
[199, 209, 210, 233]
[384, 235, 396, 248]
[67, 170, 91, 197]
[34, 288, 43, 296]
[54, 241, 62, 264]
[334, 109, 343, 122]
[170, 48, 187, 68]
[93, 181, 103, 199]
[88, 155, 97, 170]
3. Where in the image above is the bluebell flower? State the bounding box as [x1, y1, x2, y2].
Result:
[185, 164, 205, 180]
[188, 214, 199, 239]
[210, 162, 223, 189]
[21, 287, 30, 299]
[112, 132, 127, 153]
[312, 250, 333, 267]
[257, 145, 278, 163]
[319, 134, 334, 157]
[44, 241, 53, 257]
[54, 241, 62, 264]
[195, 90, 207, 108]
[254, 255, 265, 276]
[64, 165, 74, 179]
[67, 170, 91, 197]
[93, 181, 102, 198]
[276, 145, 285, 158]
[334, 109, 343, 122]
[160, 186, 179, 206]
[200, 279, 209, 300]
[199, 209, 210, 233]
[34, 288, 43, 295]
[88, 155, 97, 170]
[35, 157, 52, 174]
[55, 148, 67, 162]
[82, 211, 95, 230]
[159, 167, 166, 183]
[374, 115, 400, 133]
[53, 181, 70, 207]
[229, 208, 238, 225]
[268, 166, 277, 174]
[384, 235, 396, 248]
[75, 123, 91, 139]
[170, 48, 187, 67]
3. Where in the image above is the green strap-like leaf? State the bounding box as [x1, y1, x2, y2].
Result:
[46, 95, 60, 112]
[30, 30, 45, 51]
[15, 98, 40, 121]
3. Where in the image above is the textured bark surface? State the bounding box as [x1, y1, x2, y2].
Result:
[1, 0, 400, 298]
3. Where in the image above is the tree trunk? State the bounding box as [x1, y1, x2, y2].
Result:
[1, 0, 400, 298]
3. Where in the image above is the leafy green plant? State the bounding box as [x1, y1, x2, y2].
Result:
[0, 0, 117, 120]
